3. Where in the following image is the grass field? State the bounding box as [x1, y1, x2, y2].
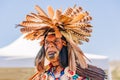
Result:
[0, 68, 35, 80]
[0, 61, 119, 80]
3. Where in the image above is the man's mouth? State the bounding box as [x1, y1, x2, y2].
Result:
[48, 51, 56, 59]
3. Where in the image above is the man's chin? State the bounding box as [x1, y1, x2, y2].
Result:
[48, 57, 57, 62]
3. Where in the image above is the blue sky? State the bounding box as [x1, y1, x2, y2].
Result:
[0, 0, 120, 60]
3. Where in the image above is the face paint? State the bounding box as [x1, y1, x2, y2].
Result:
[44, 34, 63, 62]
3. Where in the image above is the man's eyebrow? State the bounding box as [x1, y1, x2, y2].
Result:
[56, 38, 61, 39]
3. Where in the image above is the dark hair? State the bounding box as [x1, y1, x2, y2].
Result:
[59, 46, 68, 68]
[35, 46, 45, 71]
[35, 46, 68, 70]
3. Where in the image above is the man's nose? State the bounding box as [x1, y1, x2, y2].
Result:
[48, 42, 55, 48]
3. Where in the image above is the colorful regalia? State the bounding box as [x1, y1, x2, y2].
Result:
[18, 4, 106, 80]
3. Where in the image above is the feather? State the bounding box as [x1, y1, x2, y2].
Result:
[64, 24, 92, 31]
[54, 28, 62, 38]
[35, 5, 48, 17]
[68, 29, 91, 37]
[53, 10, 62, 21]
[20, 26, 49, 33]
[70, 12, 88, 23]
[79, 36, 89, 42]
[81, 27, 92, 33]
[64, 7, 73, 16]
[65, 24, 92, 37]
[59, 15, 72, 24]
[76, 64, 107, 80]
[69, 39, 88, 69]
[32, 30, 46, 40]
[47, 6, 54, 19]
[38, 15, 52, 24]
[76, 6, 83, 13]
[69, 30, 90, 42]
[61, 31, 88, 69]
[20, 28, 29, 33]
[30, 13, 40, 19]
[70, 6, 83, 17]
[69, 33, 79, 44]
[25, 33, 37, 40]
[26, 15, 42, 22]
[70, 32, 89, 43]
[78, 41, 83, 45]
[23, 29, 47, 40]
[80, 16, 92, 22]
[20, 27, 37, 33]
[69, 23, 92, 28]
[68, 44, 76, 71]
[33, 33, 42, 40]
[20, 21, 43, 27]
[30, 13, 52, 25]
[19, 21, 47, 28]
[24, 32, 35, 40]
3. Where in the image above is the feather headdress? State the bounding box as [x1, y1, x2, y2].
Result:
[18, 5, 92, 71]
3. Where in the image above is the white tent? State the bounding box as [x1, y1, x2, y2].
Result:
[0, 35, 40, 67]
[0, 35, 108, 67]
[0, 35, 108, 68]
[0, 35, 40, 58]
[0, 35, 111, 79]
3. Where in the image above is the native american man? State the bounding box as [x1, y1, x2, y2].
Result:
[33, 31, 89, 80]
[18, 5, 106, 80]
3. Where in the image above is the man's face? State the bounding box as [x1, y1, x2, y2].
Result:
[44, 34, 63, 62]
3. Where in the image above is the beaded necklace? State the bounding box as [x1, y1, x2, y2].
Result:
[47, 67, 64, 80]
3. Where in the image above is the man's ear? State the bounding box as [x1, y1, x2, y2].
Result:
[62, 40, 67, 46]
[40, 40, 45, 46]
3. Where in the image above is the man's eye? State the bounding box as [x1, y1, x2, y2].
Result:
[55, 39, 60, 43]
[45, 41, 49, 44]
[55, 40, 58, 42]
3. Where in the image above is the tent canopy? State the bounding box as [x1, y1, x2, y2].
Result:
[0, 35, 108, 70]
